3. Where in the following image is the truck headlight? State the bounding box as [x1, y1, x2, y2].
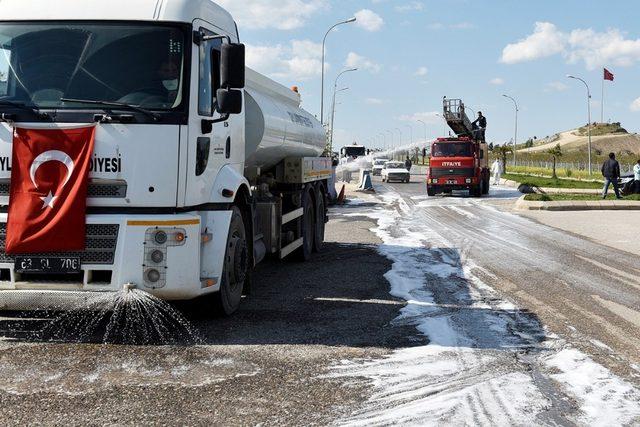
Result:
[146, 268, 161, 283]
[154, 230, 168, 244]
[150, 250, 164, 264]
[465, 178, 472, 184]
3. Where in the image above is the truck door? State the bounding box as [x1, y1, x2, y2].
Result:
[183, 23, 235, 207]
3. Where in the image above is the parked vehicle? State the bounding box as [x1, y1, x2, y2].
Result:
[0, 0, 330, 315]
[427, 99, 490, 197]
[372, 158, 389, 176]
[382, 161, 411, 183]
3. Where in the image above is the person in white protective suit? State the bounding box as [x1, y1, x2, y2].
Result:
[491, 159, 502, 185]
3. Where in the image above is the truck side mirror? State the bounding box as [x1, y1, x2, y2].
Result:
[216, 88, 243, 114]
[220, 43, 245, 89]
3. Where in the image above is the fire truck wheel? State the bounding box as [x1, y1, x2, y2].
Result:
[214, 206, 249, 316]
[313, 186, 326, 252]
[427, 187, 436, 197]
[294, 188, 315, 261]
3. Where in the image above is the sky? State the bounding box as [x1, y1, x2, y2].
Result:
[218, 0, 640, 150]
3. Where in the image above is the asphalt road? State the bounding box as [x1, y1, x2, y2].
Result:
[0, 206, 417, 426]
[380, 177, 640, 380]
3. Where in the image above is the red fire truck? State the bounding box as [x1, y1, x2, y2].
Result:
[426, 99, 490, 197]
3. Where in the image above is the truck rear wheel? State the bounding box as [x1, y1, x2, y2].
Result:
[214, 206, 249, 316]
[294, 188, 315, 261]
[313, 186, 326, 253]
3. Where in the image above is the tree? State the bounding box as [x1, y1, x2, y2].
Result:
[547, 143, 563, 179]
[494, 145, 513, 173]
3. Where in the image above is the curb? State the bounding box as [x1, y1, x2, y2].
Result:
[514, 195, 640, 211]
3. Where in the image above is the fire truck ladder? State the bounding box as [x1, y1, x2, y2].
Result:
[442, 98, 474, 138]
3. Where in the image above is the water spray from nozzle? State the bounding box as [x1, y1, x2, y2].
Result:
[123, 283, 136, 294]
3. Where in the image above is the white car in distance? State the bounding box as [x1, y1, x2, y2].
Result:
[381, 161, 410, 183]
[372, 158, 389, 176]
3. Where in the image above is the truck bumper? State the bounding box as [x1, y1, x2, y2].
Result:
[0, 211, 233, 310]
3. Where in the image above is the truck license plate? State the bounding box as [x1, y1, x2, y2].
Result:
[14, 257, 81, 274]
[446, 179, 456, 185]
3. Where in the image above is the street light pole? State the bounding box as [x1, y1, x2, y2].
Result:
[386, 130, 394, 153]
[502, 94, 519, 166]
[567, 75, 593, 175]
[320, 17, 356, 127]
[416, 119, 428, 143]
[328, 68, 357, 155]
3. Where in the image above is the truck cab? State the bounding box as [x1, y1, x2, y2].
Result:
[0, 0, 328, 315]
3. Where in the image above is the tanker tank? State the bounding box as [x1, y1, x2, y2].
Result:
[244, 68, 326, 172]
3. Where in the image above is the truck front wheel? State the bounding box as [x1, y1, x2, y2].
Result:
[214, 206, 249, 316]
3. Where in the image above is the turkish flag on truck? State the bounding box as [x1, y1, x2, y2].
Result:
[5, 126, 96, 254]
[604, 68, 614, 81]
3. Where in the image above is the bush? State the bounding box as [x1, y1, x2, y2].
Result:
[565, 169, 572, 177]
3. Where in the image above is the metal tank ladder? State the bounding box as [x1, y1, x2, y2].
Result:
[442, 98, 474, 138]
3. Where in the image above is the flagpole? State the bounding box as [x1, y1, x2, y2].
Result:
[601, 69, 605, 124]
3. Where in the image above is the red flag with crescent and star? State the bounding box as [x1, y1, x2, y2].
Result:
[5, 126, 96, 254]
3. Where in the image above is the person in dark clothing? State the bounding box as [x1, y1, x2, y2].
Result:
[405, 156, 413, 171]
[601, 152, 622, 199]
[471, 112, 487, 142]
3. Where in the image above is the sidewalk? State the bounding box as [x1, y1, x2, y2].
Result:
[520, 210, 640, 255]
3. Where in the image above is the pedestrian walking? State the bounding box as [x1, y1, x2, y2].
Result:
[491, 158, 502, 185]
[601, 152, 622, 199]
[405, 156, 413, 172]
[634, 159, 640, 194]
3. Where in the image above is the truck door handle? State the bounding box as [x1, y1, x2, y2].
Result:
[225, 137, 231, 159]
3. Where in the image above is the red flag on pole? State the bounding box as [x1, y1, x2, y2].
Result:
[604, 68, 614, 81]
[5, 126, 96, 254]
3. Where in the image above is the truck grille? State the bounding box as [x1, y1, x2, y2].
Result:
[430, 168, 475, 177]
[0, 180, 127, 199]
[0, 224, 119, 265]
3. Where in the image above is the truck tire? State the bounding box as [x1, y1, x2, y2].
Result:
[294, 188, 315, 261]
[313, 186, 326, 253]
[427, 187, 436, 197]
[470, 186, 481, 197]
[214, 206, 249, 316]
[482, 177, 490, 195]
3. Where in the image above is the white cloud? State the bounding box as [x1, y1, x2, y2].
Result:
[500, 22, 566, 64]
[567, 28, 640, 69]
[631, 97, 640, 112]
[345, 52, 381, 73]
[545, 81, 569, 92]
[414, 67, 428, 77]
[395, 2, 424, 12]
[399, 111, 441, 124]
[489, 77, 504, 85]
[216, 0, 327, 30]
[354, 9, 384, 32]
[365, 98, 384, 105]
[501, 22, 640, 70]
[246, 40, 324, 81]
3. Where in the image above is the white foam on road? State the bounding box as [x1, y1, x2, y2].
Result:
[333, 190, 640, 426]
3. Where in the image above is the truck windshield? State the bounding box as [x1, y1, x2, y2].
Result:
[343, 146, 366, 157]
[0, 22, 186, 111]
[433, 142, 473, 157]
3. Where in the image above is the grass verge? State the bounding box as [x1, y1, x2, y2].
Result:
[524, 193, 640, 202]
[503, 173, 603, 189]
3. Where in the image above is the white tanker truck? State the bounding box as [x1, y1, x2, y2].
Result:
[0, 0, 330, 315]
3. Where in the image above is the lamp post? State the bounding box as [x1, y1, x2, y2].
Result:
[329, 86, 350, 153]
[328, 68, 357, 155]
[567, 75, 593, 175]
[405, 124, 413, 146]
[502, 94, 519, 165]
[386, 130, 394, 154]
[416, 119, 428, 143]
[379, 132, 386, 150]
[320, 17, 356, 127]
[435, 113, 446, 136]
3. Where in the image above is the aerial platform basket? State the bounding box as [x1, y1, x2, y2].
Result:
[443, 98, 474, 138]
